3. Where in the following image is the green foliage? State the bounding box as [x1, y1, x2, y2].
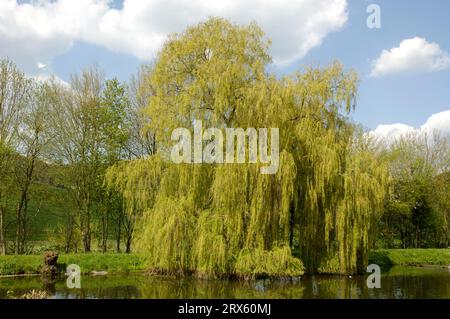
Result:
[140, 195, 197, 273]
[101, 78, 130, 163]
[317, 254, 341, 274]
[106, 18, 389, 276]
[379, 134, 450, 248]
[144, 17, 271, 141]
[193, 210, 228, 277]
[234, 246, 304, 279]
[369, 249, 450, 267]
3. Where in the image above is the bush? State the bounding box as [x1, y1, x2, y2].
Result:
[234, 246, 304, 279]
[317, 254, 341, 274]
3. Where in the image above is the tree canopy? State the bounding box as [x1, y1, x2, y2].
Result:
[106, 18, 389, 276]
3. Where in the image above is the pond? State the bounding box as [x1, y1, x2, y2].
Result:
[0, 266, 449, 299]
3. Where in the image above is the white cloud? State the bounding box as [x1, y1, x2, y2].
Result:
[370, 123, 416, 143]
[370, 110, 450, 143]
[0, 0, 108, 78]
[33, 73, 69, 87]
[0, 0, 348, 77]
[370, 37, 450, 77]
[421, 110, 450, 136]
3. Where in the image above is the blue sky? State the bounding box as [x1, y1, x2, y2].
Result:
[285, 0, 450, 130]
[1, 0, 450, 134]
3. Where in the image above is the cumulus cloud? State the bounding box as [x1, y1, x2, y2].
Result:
[370, 37, 450, 77]
[370, 123, 415, 143]
[370, 110, 450, 143]
[0, 0, 348, 78]
[0, 0, 108, 78]
[421, 110, 450, 135]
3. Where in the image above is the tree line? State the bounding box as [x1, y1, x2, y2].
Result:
[0, 59, 155, 254]
[379, 133, 449, 248]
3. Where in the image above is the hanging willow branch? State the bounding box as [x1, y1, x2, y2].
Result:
[105, 18, 389, 277]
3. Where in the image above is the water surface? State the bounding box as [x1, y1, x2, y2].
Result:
[0, 266, 449, 299]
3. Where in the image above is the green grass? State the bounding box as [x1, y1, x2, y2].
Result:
[2, 249, 449, 276]
[0, 253, 147, 276]
[59, 253, 147, 274]
[0, 255, 42, 275]
[369, 249, 450, 267]
[3, 184, 76, 242]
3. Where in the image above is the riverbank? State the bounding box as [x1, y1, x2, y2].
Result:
[369, 249, 450, 268]
[1, 249, 305, 279]
[0, 253, 147, 276]
[1, 249, 449, 276]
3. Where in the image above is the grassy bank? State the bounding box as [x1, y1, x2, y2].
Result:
[0, 253, 147, 276]
[2, 249, 449, 276]
[0, 250, 304, 278]
[369, 249, 450, 267]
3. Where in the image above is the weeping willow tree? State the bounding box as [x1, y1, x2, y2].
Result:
[106, 18, 389, 276]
